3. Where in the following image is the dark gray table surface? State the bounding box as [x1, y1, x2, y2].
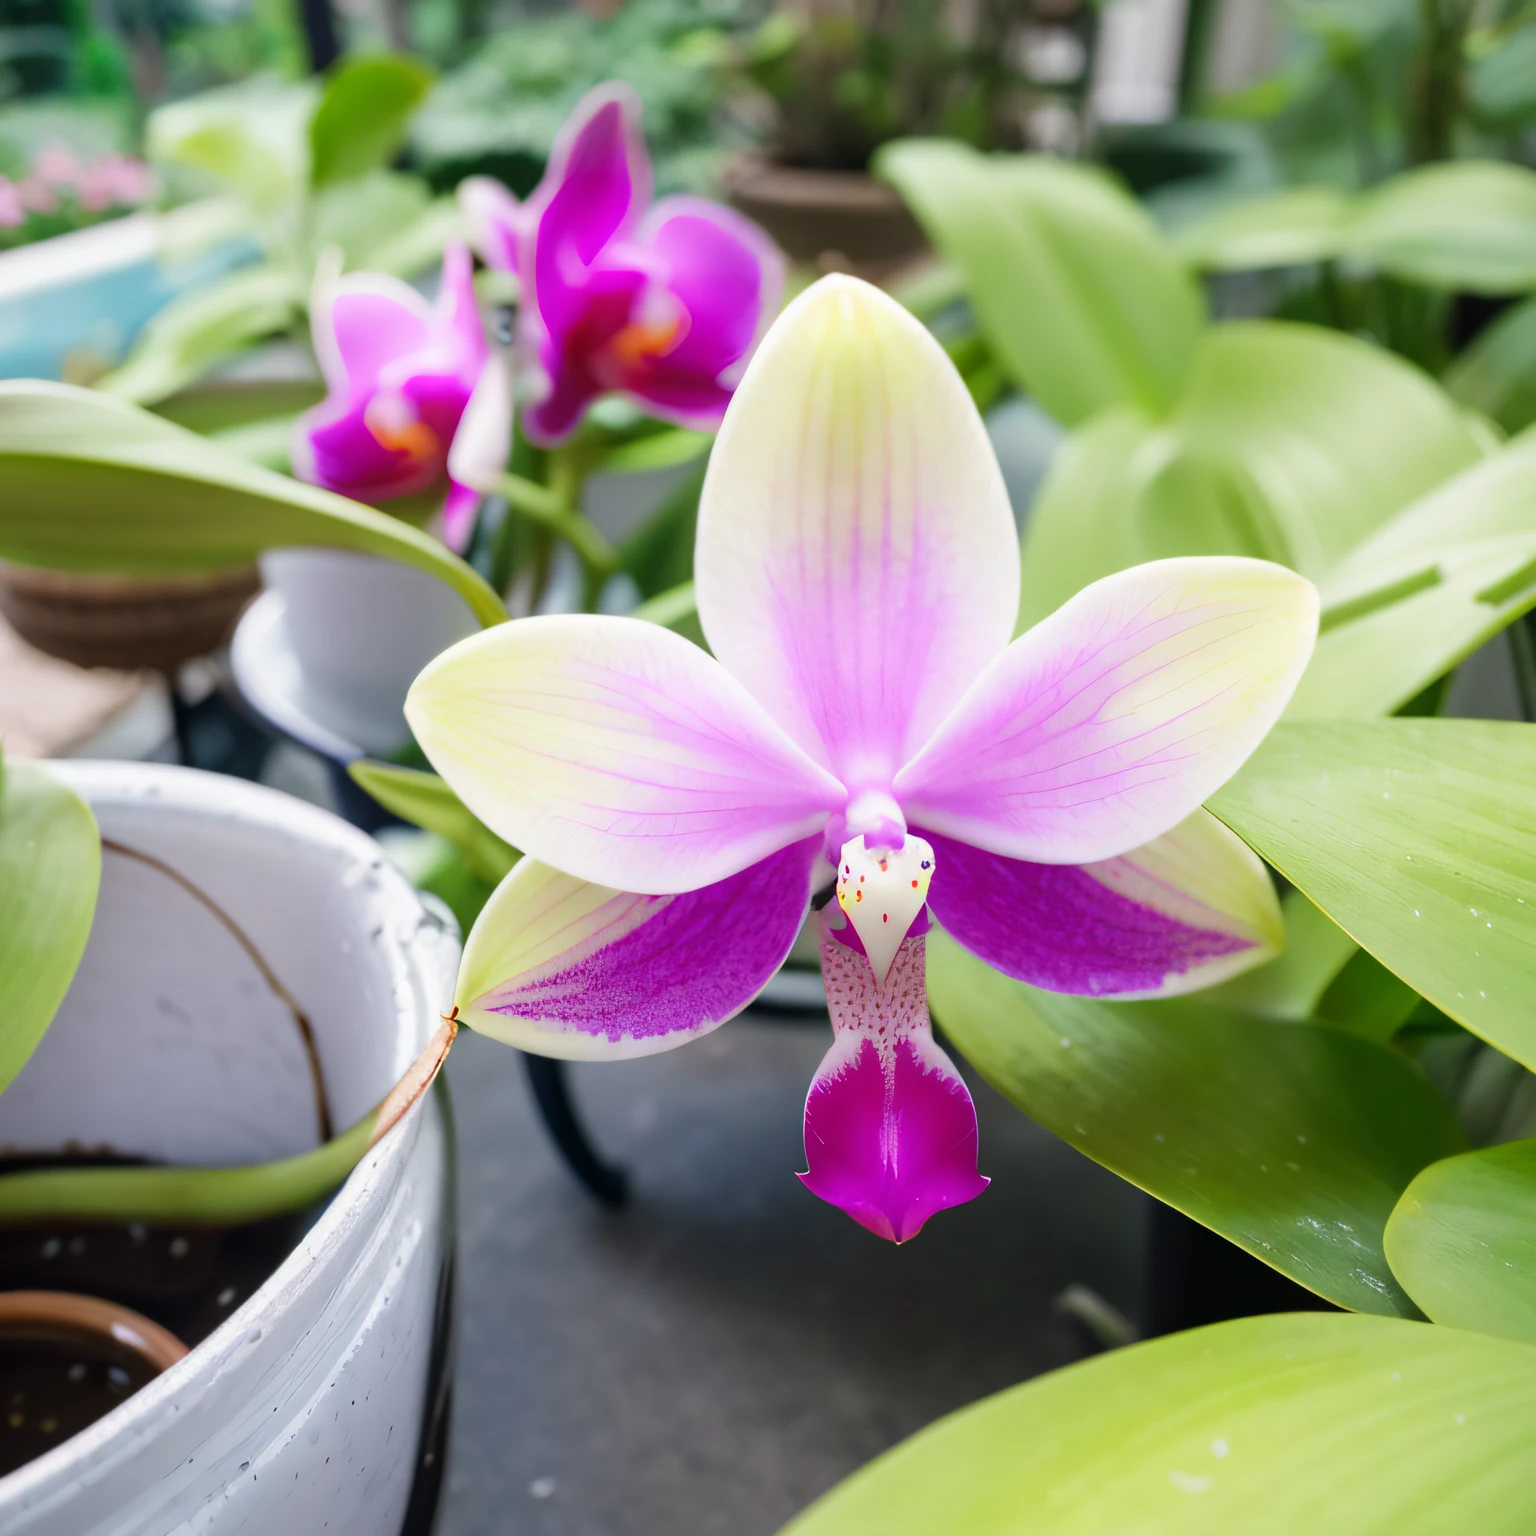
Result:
[438, 1012, 1143, 1536]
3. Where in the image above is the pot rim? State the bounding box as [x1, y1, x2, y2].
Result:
[0, 762, 453, 1495]
[0, 1292, 189, 1375]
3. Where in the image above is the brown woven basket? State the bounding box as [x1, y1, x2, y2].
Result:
[0, 562, 259, 675]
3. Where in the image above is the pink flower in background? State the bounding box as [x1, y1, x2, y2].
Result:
[16, 178, 56, 216]
[0, 179, 23, 229]
[406, 277, 1317, 1243]
[291, 242, 510, 552]
[32, 146, 82, 188]
[460, 83, 783, 447]
[78, 153, 151, 212]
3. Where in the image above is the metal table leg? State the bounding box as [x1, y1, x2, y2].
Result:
[521, 1055, 630, 1208]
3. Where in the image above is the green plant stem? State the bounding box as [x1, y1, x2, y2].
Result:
[498, 462, 616, 610]
[1410, 0, 1472, 163]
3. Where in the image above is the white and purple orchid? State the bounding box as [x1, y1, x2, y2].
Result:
[292, 241, 509, 552]
[406, 276, 1319, 1244]
[460, 84, 784, 448]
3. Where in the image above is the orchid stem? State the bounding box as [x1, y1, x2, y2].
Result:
[498, 470, 618, 594]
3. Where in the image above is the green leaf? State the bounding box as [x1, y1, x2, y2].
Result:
[1386, 1140, 1536, 1342]
[147, 78, 315, 211]
[1347, 162, 1536, 295]
[631, 578, 707, 649]
[0, 381, 506, 629]
[96, 264, 304, 407]
[1209, 721, 1536, 1073]
[927, 932, 1462, 1315]
[1172, 185, 1349, 271]
[1176, 162, 1536, 294]
[309, 169, 436, 273]
[780, 1313, 1536, 1536]
[1446, 296, 1536, 436]
[365, 194, 464, 280]
[310, 53, 435, 189]
[1471, 24, 1536, 129]
[0, 760, 99, 1096]
[1019, 322, 1484, 624]
[347, 762, 517, 885]
[876, 139, 1204, 427]
[1202, 888, 1359, 1020]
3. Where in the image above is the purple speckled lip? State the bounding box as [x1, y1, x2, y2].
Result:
[408, 273, 1316, 1243]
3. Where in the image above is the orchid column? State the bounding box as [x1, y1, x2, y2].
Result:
[407, 275, 1319, 1244]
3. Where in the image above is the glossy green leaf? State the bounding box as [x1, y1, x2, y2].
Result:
[1177, 162, 1536, 294]
[1172, 185, 1349, 271]
[347, 762, 517, 885]
[1386, 1140, 1536, 1342]
[780, 1313, 1536, 1536]
[1347, 162, 1536, 295]
[876, 139, 1204, 427]
[927, 933, 1462, 1315]
[310, 54, 434, 189]
[1210, 721, 1536, 1072]
[0, 761, 99, 1096]
[1203, 888, 1358, 1020]
[1019, 322, 1484, 624]
[1446, 296, 1536, 436]
[0, 381, 505, 628]
[97, 264, 304, 407]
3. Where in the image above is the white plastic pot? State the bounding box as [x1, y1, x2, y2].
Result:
[0, 763, 457, 1535]
[255, 549, 479, 756]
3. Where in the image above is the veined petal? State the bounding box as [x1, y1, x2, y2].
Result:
[801, 931, 988, 1243]
[694, 274, 1019, 791]
[456, 838, 819, 1059]
[406, 615, 845, 894]
[923, 811, 1282, 999]
[527, 83, 651, 340]
[895, 557, 1318, 864]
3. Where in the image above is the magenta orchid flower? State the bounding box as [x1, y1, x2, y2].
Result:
[292, 241, 509, 552]
[459, 83, 783, 448]
[406, 276, 1318, 1244]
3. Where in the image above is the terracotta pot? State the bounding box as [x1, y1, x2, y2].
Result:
[0, 1293, 187, 1477]
[721, 154, 927, 276]
[0, 563, 259, 675]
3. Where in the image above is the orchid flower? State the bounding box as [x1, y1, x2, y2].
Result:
[406, 276, 1319, 1244]
[459, 84, 783, 448]
[291, 242, 510, 552]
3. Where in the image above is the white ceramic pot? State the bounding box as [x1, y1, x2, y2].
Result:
[0, 762, 458, 1535]
[256, 549, 479, 756]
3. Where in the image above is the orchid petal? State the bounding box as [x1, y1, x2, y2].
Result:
[895, 557, 1319, 864]
[311, 271, 436, 397]
[459, 175, 522, 274]
[441, 480, 480, 554]
[639, 195, 784, 381]
[801, 932, 988, 1243]
[446, 352, 511, 495]
[456, 838, 820, 1059]
[528, 83, 651, 339]
[406, 615, 845, 894]
[923, 811, 1282, 999]
[694, 274, 1019, 791]
[433, 241, 487, 377]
